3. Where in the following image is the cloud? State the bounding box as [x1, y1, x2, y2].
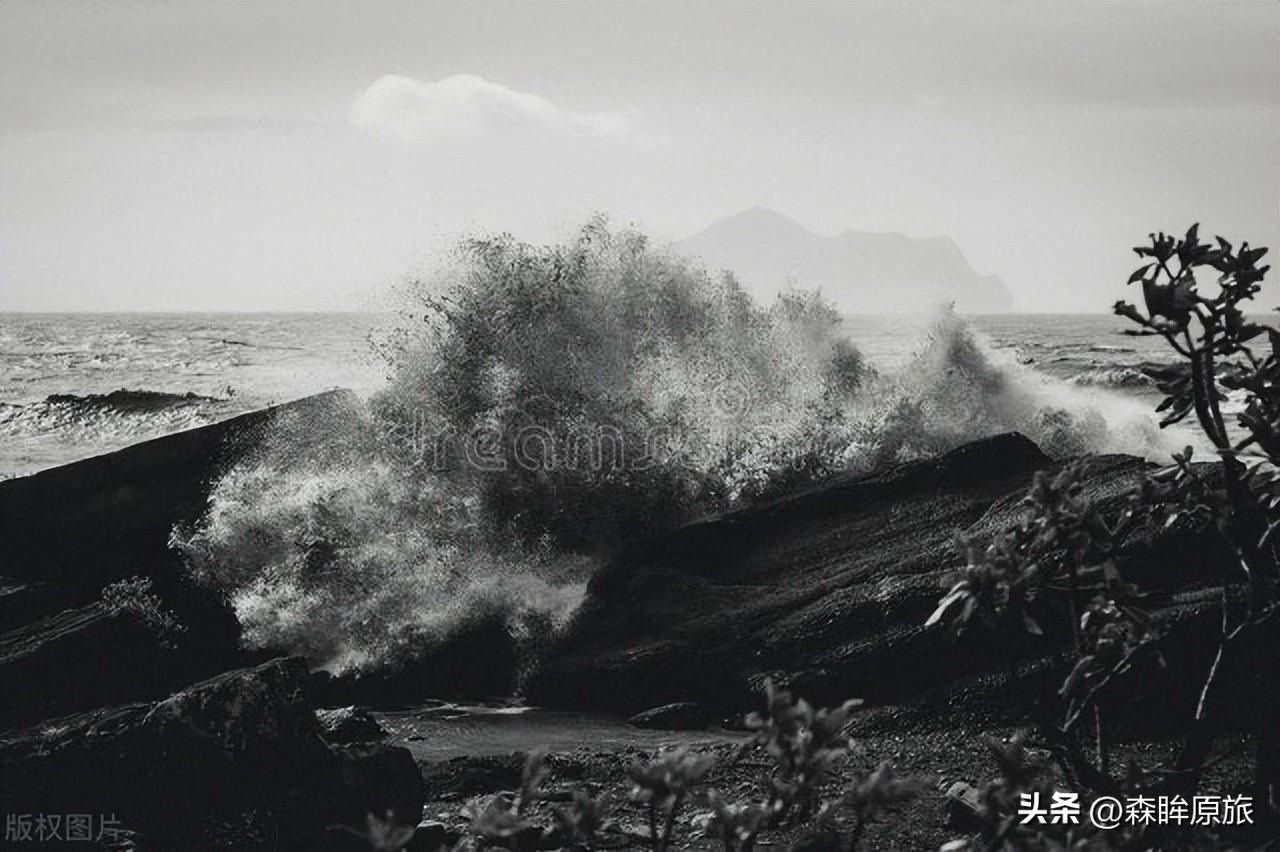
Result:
[350, 74, 634, 140]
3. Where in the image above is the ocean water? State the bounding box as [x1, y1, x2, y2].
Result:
[0, 310, 1243, 479]
[0, 312, 388, 477]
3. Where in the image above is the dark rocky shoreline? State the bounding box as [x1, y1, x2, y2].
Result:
[0, 393, 1237, 849]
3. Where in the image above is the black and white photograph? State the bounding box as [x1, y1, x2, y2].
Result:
[1, 2, 1278, 849]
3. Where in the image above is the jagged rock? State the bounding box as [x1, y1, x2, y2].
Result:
[329, 741, 425, 827]
[628, 702, 715, 730]
[527, 433, 1230, 716]
[317, 705, 387, 743]
[0, 657, 425, 851]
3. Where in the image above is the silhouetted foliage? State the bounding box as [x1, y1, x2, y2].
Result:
[930, 226, 1278, 848]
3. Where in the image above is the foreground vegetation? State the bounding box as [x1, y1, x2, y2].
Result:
[929, 226, 1277, 847]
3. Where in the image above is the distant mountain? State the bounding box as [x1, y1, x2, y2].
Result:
[675, 208, 1012, 314]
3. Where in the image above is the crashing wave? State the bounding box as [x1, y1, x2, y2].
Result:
[841, 311, 1180, 463]
[175, 221, 1186, 676]
[173, 400, 589, 674]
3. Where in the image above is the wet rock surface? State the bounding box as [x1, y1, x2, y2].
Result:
[527, 433, 1229, 716]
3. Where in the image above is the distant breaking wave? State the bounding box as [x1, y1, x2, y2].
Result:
[174, 220, 1186, 677]
[0, 388, 224, 444]
[1068, 366, 1159, 389]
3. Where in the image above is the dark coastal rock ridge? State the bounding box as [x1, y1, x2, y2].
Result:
[525, 432, 1229, 718]
[675, 207, 1014, 314]
[0, 389, 358, 729]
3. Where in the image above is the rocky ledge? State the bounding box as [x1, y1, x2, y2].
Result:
[526, 433, 1228, 720]
[0, 657, 423, 851]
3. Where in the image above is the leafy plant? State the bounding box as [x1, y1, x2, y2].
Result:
[1116, 225, 1279, 831]
[929, 226, 1279, 846]
[929, 460, 1165, 788]
[739, 682, 864, 825]
[100, 575, 185, 646]
[628, 748, 715, 851]
[459, 748, 559, 850]
[706, 682, 920, 851]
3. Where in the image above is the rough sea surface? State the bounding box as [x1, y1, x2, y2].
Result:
[0, 312, 386, 477]
[0, 310, 1253, 478]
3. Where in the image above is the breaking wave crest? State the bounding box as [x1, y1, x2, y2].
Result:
[0, 389, 221, 444]
[861, 313, 1181, 463]
[1068, 367, 1157, 389]
[176, 221, 1181, 676]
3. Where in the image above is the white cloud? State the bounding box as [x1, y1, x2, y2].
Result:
[350, 74, 634, 140]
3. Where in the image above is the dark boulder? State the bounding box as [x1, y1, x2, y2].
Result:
[628, 701, 716, 730]
[0, 603, 173, 730]
[326, 742, 427, 839]
[0, 657, 425, 851]
[0, 389, 357, 598]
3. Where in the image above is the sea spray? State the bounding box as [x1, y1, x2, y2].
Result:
[863, 310, 1188, 462]
[369, 218, 869, 541]
[175, 221, 867, 674]
[175, 221, 1187, 677]
[173, 395, 592, 674]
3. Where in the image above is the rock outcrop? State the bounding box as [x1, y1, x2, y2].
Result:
[0, 393, 431, 850]
[0, 390, 356, 730]
[526, 433, 1227, 716]
[0, 657, 424, 851]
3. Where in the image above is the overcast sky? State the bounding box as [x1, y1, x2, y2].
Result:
[1, 0, 1276, 312]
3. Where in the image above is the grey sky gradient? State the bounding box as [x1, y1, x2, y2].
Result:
[1, 0, 1276, 312]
